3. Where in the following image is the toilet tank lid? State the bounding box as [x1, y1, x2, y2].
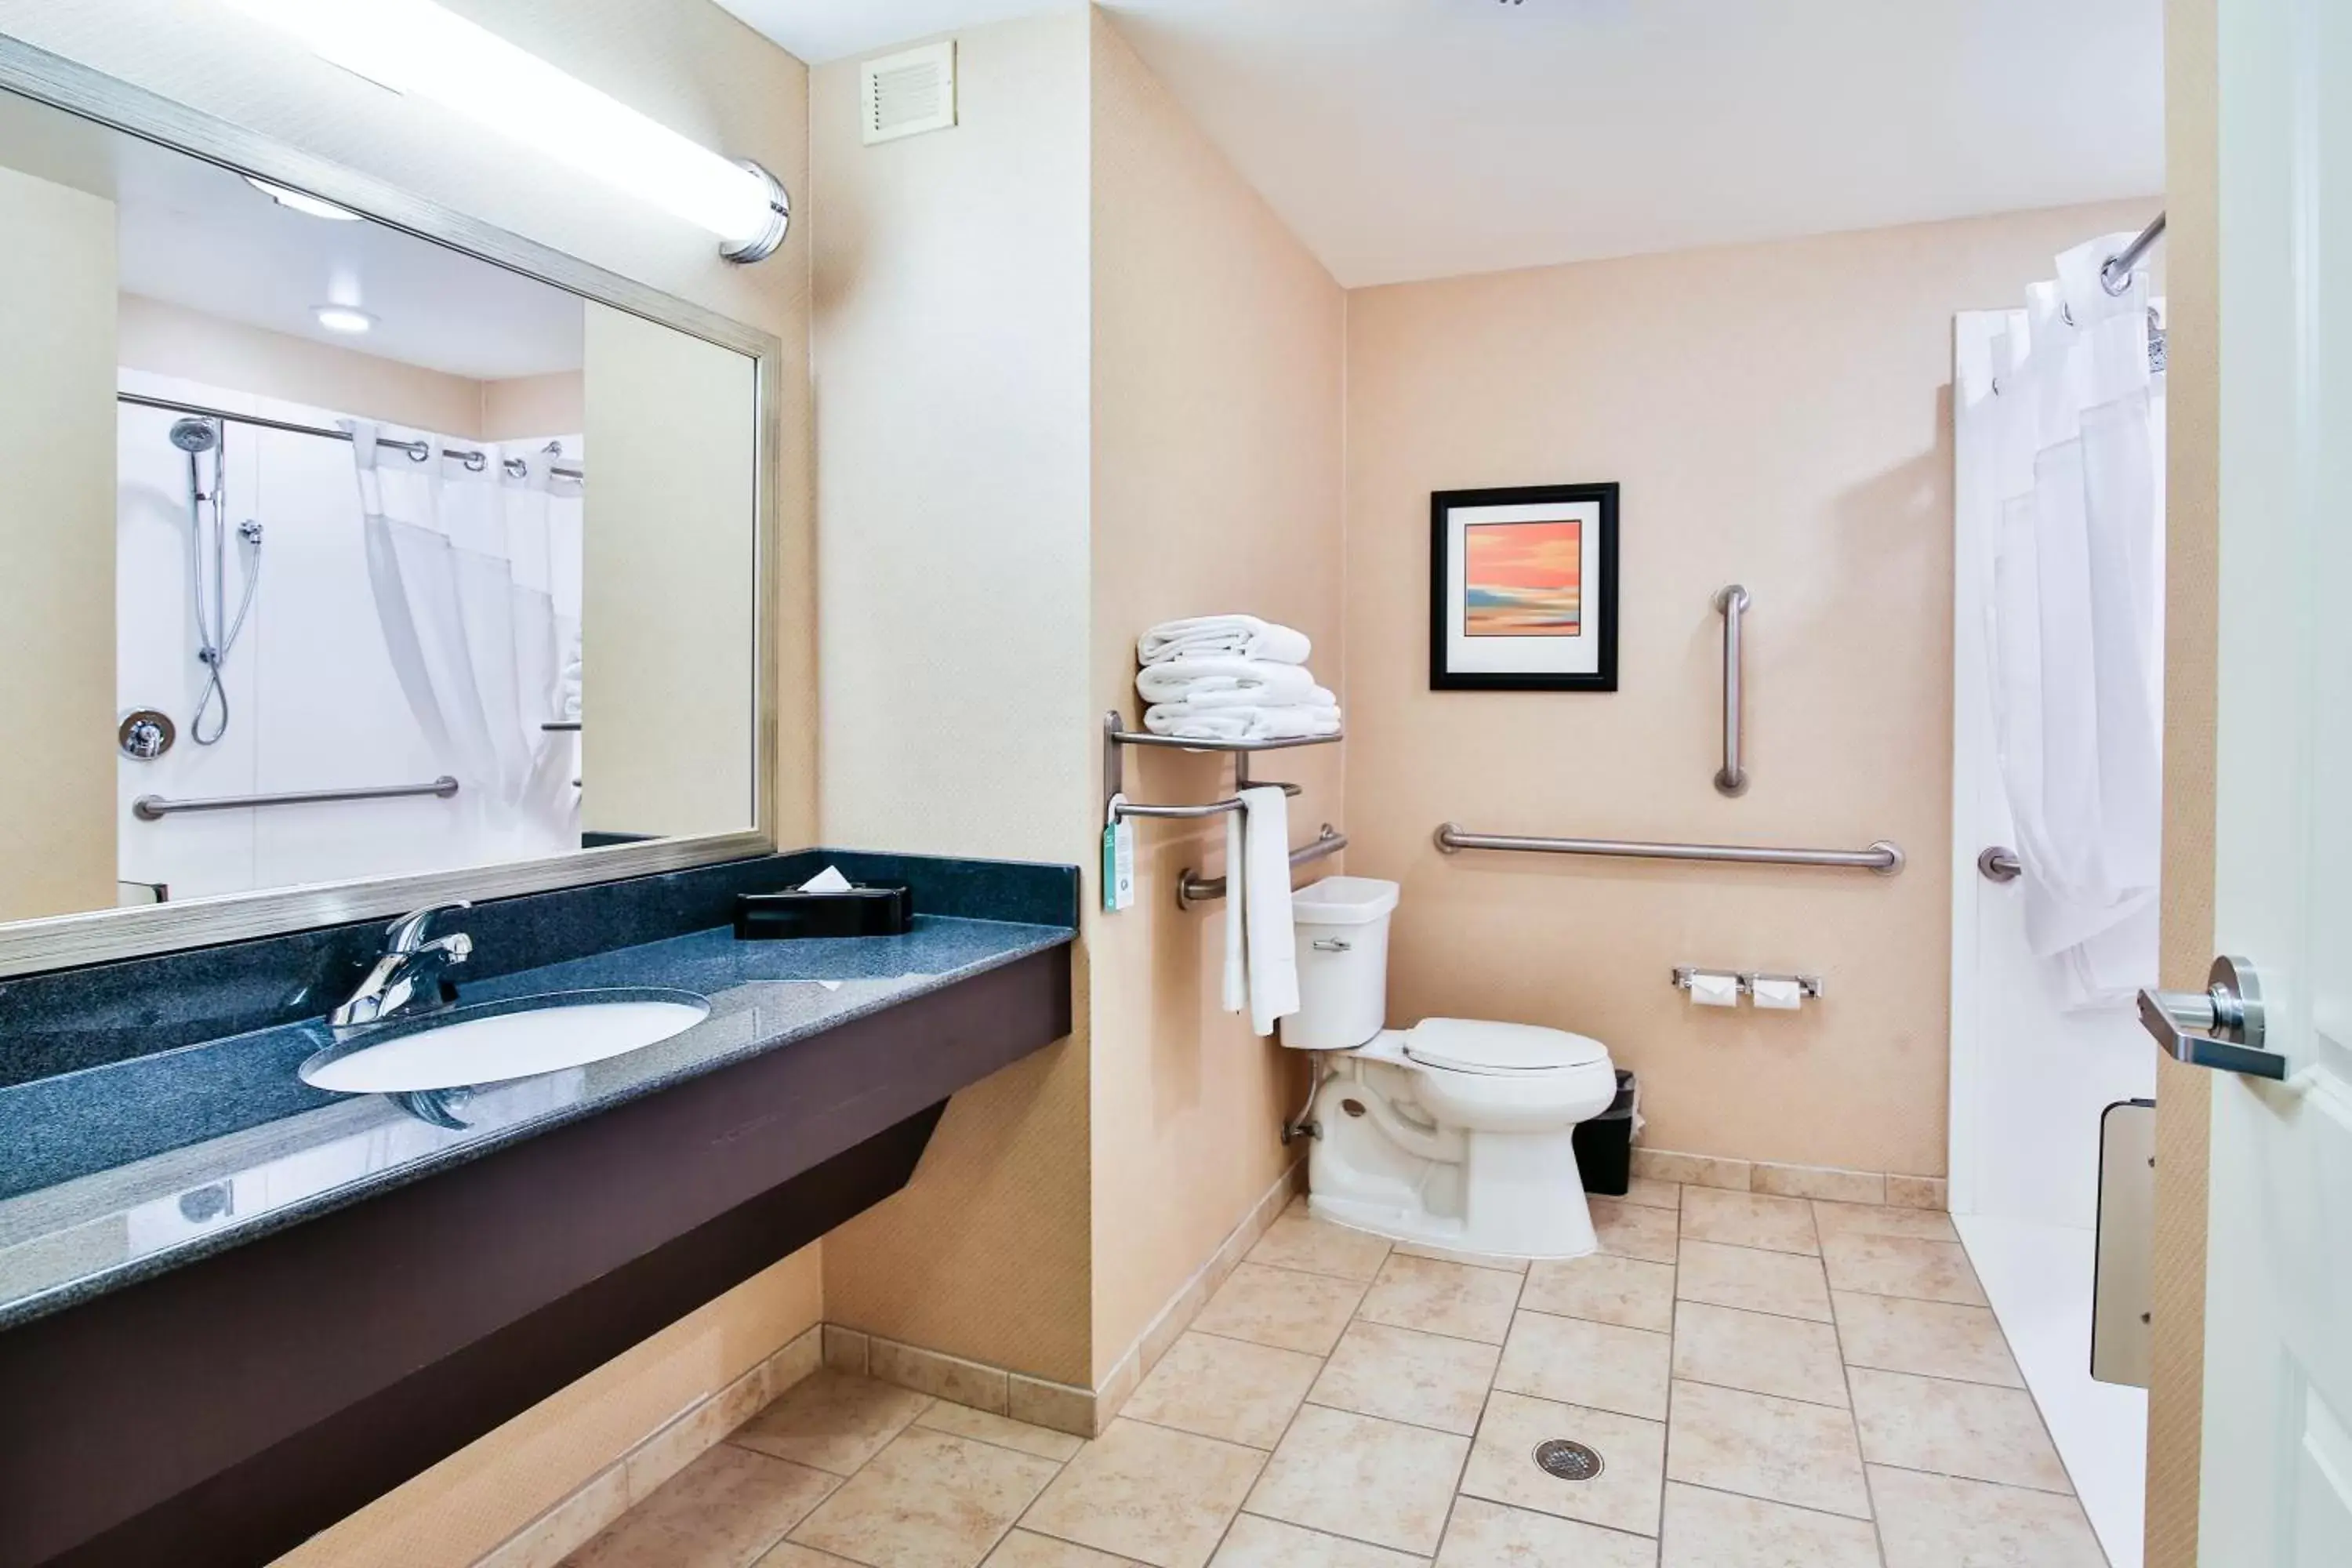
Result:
[1290, 876, 1399, 924]
[1404, 1018, 1610, 1073]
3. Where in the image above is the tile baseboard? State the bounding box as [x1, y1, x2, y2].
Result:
[844, 1158, 1307, 1441]
[475, 1323, 823, 1568]
[1631, 1147, 1948, 1211]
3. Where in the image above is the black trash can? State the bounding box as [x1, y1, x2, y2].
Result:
[1573, 1069, 1638, 1196]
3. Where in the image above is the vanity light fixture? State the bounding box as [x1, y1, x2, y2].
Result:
[313, 304, 377, 335]
[243, 175, 364, 221]
[224, 0, 791, 263]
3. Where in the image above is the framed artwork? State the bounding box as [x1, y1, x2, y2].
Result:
[1429, 482, 1619, 691]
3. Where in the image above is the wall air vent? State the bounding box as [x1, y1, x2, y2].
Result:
[860, 41, 957, 146]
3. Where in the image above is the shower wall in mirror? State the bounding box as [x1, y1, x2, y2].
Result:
[0, 74, 770, 942]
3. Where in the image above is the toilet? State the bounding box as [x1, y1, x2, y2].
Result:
[1283, 876, 1617, 1259]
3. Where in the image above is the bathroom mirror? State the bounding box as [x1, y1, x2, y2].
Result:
[0, 47, 779, 975]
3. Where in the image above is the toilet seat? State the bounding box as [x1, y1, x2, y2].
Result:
[1403, 1018, 1609, 1076]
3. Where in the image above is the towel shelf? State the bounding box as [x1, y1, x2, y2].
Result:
[1178, 825, 1346, 909]
[1102, 710, 1338, 826]
[1433, 822, 1904, 875]
[1103, 724, 1345, 754]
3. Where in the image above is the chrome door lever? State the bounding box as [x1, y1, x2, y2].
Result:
[2136, 955, 2285, 1080]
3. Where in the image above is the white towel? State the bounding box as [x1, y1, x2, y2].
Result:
[1135, 656, 1320, 706]
[1222, 805, 1246, 1014]
[1142, 704, 1342, 742]
[1241, 786, 1301, 1036]
[1138, 615, 1311, 667]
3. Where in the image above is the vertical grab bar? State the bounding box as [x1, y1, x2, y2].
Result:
[1714, 586, 1749, 796]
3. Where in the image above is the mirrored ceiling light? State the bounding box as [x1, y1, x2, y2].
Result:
[225, 0, 789, 263]
[242, 175, 365, 221]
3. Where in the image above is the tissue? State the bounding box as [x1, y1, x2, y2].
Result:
[1686, 971, 1741, 1007]
[1751, 978, 1804, 1010]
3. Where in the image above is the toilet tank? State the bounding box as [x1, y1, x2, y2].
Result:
[1282, 877, 1400, 1051]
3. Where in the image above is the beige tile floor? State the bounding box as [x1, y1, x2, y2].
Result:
[562, 1184, 2111, 1568]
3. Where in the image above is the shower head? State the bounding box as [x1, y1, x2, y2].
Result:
[169, 417, 220, 453]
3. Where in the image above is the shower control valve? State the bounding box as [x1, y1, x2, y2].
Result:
[118, 710, 176, 760]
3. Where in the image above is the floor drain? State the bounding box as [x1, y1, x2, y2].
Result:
[1533, 1438, 1603, 1482]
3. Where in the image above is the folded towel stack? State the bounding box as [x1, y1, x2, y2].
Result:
[1134, 616, 1341, 742]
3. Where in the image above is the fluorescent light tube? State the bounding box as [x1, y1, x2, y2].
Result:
[225, 0, 787, 261]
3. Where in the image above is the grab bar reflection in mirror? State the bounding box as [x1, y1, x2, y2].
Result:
[132, 776, 462, 821]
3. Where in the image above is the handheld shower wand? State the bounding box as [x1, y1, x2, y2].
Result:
[171, 418, 263, 746]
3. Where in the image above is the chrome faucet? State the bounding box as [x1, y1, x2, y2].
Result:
[329, 902, 475, 1030]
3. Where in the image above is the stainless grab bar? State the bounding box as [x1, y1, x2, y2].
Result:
[1178, 825, 1346, 909]
[1434, 822, 1903, 875]
[1715, 585, 1749, 796]
[133, 776, 461, 821]
[1112, 781, 1302, 823]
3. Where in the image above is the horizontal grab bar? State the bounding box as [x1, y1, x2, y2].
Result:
[1178, 826, 1347, 909]
[132, 776, 461, 822]
[1433, 822, 1904, 875]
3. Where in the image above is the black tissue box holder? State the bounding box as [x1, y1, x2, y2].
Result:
[734, 884, 914, 940]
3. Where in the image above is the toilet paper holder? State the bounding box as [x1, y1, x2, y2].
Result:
[1671, 967, 1824, 1000]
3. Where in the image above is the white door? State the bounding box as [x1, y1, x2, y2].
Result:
[2182, 0, 2352, 1558]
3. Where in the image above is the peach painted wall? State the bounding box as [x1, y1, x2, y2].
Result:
[1343, 198, 2158, 1177]
[810, 11, 1098, 1388]
[1086, 11, 1345, 1385]
[0, 163, 114, 925]
[276, 1245, 821, 1568]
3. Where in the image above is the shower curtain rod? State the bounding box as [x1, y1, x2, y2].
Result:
[2099, 211, 2165, 296]
[118, 391, 586, 483]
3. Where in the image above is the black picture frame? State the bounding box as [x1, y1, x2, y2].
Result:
[1429, 482, 1620, 691]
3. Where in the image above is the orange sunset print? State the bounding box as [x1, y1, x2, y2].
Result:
[1463, 520, 1582, 636]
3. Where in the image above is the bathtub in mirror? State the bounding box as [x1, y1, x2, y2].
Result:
[0, 42, 781, 975]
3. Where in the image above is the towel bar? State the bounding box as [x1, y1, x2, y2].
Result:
[1178, 826, 1346, 909]
[1102, 710, 1335, 826]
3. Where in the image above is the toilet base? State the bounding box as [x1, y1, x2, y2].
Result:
[1305, 1069, 1599, 1260]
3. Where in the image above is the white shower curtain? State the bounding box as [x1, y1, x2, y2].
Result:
[1969, 235, 2166, 1008]
[347, 420, 583, 846]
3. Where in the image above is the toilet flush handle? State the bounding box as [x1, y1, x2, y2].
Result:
[1312, 938, 1352, 952]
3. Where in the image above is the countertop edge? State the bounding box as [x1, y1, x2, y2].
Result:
[0, 925, 1075, 1333]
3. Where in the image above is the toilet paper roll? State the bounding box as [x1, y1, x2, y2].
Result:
[1686, 971, 1741, 1007]
[1751, 978, 1804, 1010]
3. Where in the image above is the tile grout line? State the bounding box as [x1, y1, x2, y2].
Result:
[1942, 1224, 2105, 1515]
[1817, 1209, 1896, 1568]
[1428, 1246, 1530, 1558]
[1864, 1457, 2085, 1500]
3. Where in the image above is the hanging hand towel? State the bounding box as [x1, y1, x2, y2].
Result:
[1138, 615, 1311, 667]
[1135, 656, 1320, 706]
[1222, 804, 1247, 1014]
[1242, 785, 1301, 1036]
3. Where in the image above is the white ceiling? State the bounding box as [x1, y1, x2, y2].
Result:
[720, 0, 2163, 288]
[114, 147, 586, 381]
[0, 90, 582, 380]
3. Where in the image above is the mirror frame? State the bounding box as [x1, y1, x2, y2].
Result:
[0, 35, 785, 978]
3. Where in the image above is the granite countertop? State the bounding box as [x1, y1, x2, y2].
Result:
[0, 914, 1072, 1331]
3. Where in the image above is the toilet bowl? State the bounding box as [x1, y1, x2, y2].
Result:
[1283, 877, 1617, 1258]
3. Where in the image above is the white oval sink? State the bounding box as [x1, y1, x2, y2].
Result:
[299, 988, 710, 1094]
